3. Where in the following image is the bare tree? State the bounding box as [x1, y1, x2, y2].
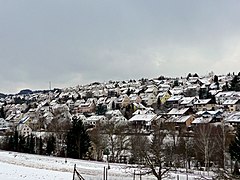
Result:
[88, 122, 108, 161]
[101, 118, 130, 163]
[194, 124, 222, 173]
[130, 124, 172, 180]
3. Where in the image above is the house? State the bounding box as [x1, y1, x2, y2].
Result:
[105, 110, 125, 120]
[132, 108, 155, 115]
[194, 99, 215, 111]
[165, 95, 183, 108]
[78, 100, 96, 114]
[0, 118, 9, 132]
[167, 107, 194, 116]
[223, 99, 240, 112]
[180, 97, 198, 108]
[157, 91, 171, 105]
[132, 103, 147, 111]
[183, 85, 200, 97]
[158, 84, 171, 92]
[141, 93, 157, 106]
[17, 123, 32, 136]
[105, 97, 118, 110]
[170, 87, 183, 96]
[129, 94, 142, 104]
[84, 115, 106, 127]
[145, 85, 158, 95]
[116, 95, 130, 108]
[165, 115, 194, 131]
[215, 91, 235, 104]
[96, 97, 108, 106]
[192, 110, 223, 125]
[129, 113, 157, 132]
[225, 112, 240, 127]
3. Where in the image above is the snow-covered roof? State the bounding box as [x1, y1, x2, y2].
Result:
[85, 115, 105, 122]
[133, 108, 155, 115]
[167, 108, 190, 115]
[18, 116, 30, 124]
[167, 95, 182, 102]
[133, 103, 146, 110]
[215, 91, 235, 98]
[166, 115, 192, 123]
[129, 114, 157, 122]
[196, 110, 222, 116]
[180, 97, 197, 105]
[194, 99, 211, 105]
[223, 99, 239, 105]
[225, 112, 240, 123]
[105, 110, 123, 117]
[192, 117, 212, 124]
[176, 115, 192, 123]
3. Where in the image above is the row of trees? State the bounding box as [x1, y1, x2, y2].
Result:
[1, 117, 240, 179]
[89, 120, 240, 180]
[0, 118, 91, 160]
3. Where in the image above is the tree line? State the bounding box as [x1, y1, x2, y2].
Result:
[1, 116, 240, 179]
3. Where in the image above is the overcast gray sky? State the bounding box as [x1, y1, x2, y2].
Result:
[1, 0, 240, 93]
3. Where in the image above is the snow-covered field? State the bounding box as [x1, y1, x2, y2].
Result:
[0, 150, 213, 179]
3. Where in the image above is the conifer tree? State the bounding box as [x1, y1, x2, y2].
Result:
[29, 134, 35, 154]
[67, 117, 90, 159]
[13, 130, 19, 151]
[46, 134, 56, 155]
[39, 137, 43, 155]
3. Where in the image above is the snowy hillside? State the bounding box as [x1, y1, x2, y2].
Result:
[0, 150, 212, 180]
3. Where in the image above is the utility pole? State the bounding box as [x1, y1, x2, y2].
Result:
[49, 81, 52, 91]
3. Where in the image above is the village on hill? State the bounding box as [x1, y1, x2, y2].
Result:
[0, 72, 240, 179]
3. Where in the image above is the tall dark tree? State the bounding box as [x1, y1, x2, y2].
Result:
[230, 75, 240, 91]
[39, 137, 43, 155]
[13, 130, 19, 151]
[229, 128, 240, 176]
[96, 104, 107, 115]
[46, 134, 56, 155]
[0, 106, 5, 119]
[222, 82, 229, 91]
[213, 75, 220, 90]
[173, 79, 179, 88]
[18, 134, 26, 152]
[213, 75, 219, 83]
[29, 134, 35, 154]
[67, 117, 90, 159]
[187, 73, 192, 80]
[193, 73, 199, 77]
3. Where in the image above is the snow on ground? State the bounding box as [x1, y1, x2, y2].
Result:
[0, 150, 213, 179]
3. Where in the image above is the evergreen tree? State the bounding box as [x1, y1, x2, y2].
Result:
[230, 75, 240, 91]
[111, 101, 116, 110]
[0, 106, 5, 119]
[67, 117, 90, 159]
[8, 135, 14, 151]
[222, 82, 229, 91]
[13, 130, 19, 151]
[229, 128, 240, 175]
[46, 134, 56, 155]
[213, 75, 220, 90]
[29, 134, 35, 154]
[187, 73, 192, 80]
[193, 73, 199, 77]
[39, 137, 43, 155]
[213, 75, 219, 83]
[18, 134, 26, 152]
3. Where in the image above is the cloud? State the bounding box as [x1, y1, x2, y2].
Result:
[1, 0, 240, 93]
